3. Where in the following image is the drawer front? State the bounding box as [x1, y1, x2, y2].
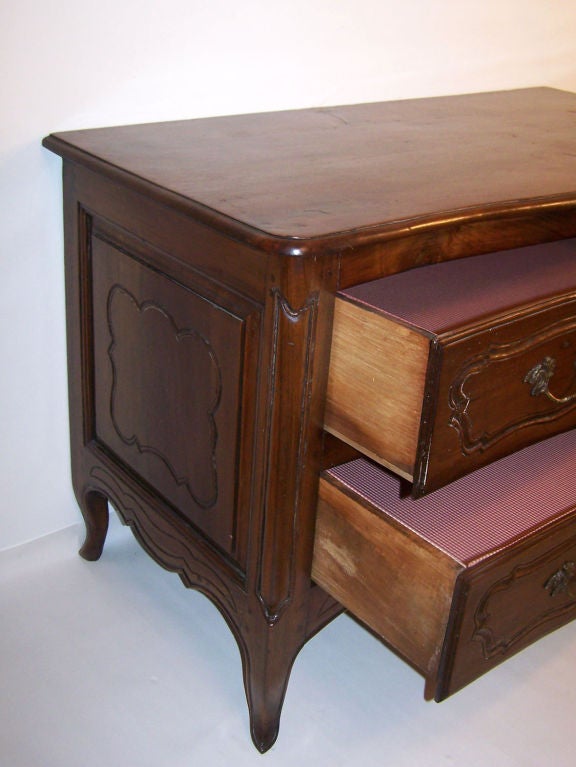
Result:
[439, 516, 576, 700]
[420, 294, 576, 495]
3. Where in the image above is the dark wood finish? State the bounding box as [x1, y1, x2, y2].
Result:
[442, 512, 576, 700]
[54, 160, 343, 752]
[42, 87, 576, 751]
[43, 88, 576, 245]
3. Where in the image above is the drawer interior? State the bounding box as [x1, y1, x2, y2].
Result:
[313, 428, 576, 699]
[325, 238, 576, 494]
[337, 238, 576, 333]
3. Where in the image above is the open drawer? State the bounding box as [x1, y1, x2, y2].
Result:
[325, 239, 576, 496]
[313, 429, 576, 701]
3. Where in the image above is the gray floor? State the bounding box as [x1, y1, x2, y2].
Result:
[2, 513, 576, 767]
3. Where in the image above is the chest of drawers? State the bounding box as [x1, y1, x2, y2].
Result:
[43, 87, 576, 752]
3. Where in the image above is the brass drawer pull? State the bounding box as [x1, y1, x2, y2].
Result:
[524, 356, 576, 405]
[544, 561, 576, 597]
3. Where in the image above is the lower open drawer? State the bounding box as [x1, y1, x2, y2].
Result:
[313, 429, 576, 700]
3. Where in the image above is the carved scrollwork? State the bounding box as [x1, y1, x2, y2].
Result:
[472, 541, 576, 660]
[449, 317, 576, 455]
[89, 465, 239, 614]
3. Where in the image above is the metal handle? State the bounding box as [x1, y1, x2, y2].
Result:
[524, 356, 576, 405]
[544, 561, 576, 597]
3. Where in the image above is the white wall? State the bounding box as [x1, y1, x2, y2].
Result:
[2, 0, 576, 551]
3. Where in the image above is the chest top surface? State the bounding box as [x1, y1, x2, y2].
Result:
[44, 88, 576, 248]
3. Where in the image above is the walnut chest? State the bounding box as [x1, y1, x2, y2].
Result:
[43, 87, 576, 751]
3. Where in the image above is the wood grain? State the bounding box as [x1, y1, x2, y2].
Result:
[313, 477, 460, 675]
[43, 89, 576, 248]
[325, 298, 430, 479]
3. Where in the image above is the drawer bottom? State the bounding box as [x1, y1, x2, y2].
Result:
[313, 429, 576, 700]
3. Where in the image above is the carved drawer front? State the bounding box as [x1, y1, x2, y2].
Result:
[313, 428, 576, 701]
[325, 239, 576, 496]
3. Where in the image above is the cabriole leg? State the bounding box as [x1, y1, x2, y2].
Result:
[239, 623, 303, 753]
[78, 489, 109, 561]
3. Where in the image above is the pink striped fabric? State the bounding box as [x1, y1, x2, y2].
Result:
[342, 239, 576, 333]
[326, 429, 576, 565]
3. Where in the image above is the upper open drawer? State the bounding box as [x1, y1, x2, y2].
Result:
[325, 239, 576, 496]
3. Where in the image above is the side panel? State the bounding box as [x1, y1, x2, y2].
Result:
[81, 209, 262, 569]
[61, 162, 344, 750]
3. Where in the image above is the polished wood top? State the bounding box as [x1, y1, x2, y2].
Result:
[44, 88, 576, 248]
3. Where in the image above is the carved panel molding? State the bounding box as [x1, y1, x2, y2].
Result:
[107, 284, 221, 509]
[472, 537, 576, 660]
[256, 288, 320, 624]
[449, 316, 576, 455]
[86, 220, 260, 566]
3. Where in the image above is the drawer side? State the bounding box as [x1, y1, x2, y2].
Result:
[312, 476, 461, 675]
[325, 297, 430, 480]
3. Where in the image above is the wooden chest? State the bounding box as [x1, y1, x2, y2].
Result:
[42, 87, 576, 751]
